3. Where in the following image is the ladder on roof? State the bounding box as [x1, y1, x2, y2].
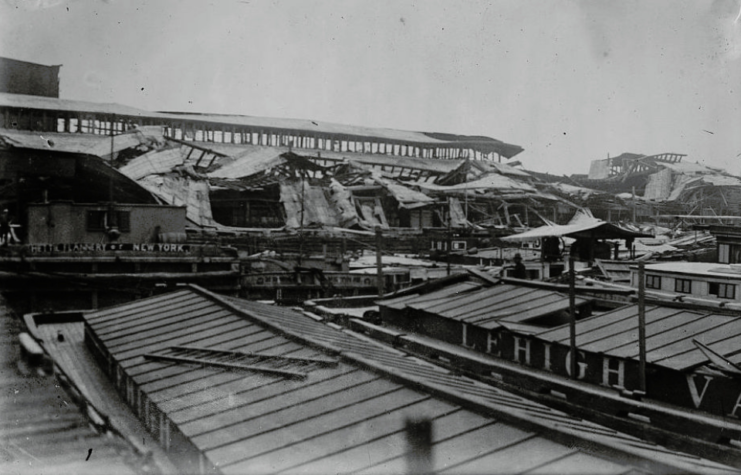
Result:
[143, 345, 337, 380]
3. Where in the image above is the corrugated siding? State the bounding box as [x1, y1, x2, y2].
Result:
[138, 175, 215, 226]
[280, 180, 339, 229]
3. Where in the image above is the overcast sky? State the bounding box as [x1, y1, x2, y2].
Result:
[1, 0, 739, 174]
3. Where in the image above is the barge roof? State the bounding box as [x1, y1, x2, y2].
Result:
[81, 286, 739, 474]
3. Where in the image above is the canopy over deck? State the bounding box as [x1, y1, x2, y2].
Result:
[502, 210, 652, 242]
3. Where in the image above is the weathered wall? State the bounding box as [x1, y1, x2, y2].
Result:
[0, 57, 60, 98]
[27, 202, 186, 244]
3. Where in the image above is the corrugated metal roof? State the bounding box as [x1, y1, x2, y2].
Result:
[535, 304, 741, 372]
[380, 283, 591, 329]
[81, 287, 741, 474]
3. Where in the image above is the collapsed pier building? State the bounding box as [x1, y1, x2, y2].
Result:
[0, 90, 590, 245]
[576, 152, 741, 223]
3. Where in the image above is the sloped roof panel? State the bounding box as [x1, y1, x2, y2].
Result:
[374, 177, 435, 208]
[535, 304, 741, 372]
[379, 281, 483, 310]
[138, 175, 215, 227]
[420, 173, 536, 193]
[208, 146, 286, 178]
[588, 158, 611, 180]
[382, 283, 590, 330]
[119, 147, 183, 180]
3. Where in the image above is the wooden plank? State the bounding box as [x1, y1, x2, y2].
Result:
[135, 336, 290, 389]
[126, 325, 273, 374]
[158, 348, 334, 414]
[171, 344, 337, 367]
[653, 317, 741, 369]
[143, 352, 308, 379]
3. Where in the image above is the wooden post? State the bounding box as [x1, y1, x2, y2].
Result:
[376, 228, 384, 297]
[447, 198, 452, 276]
[638, 261, 647, 395]
[569, 256, 577, 379]
[405, 418, 432, 475]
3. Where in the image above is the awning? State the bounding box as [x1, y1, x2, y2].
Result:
[502, 210, 651, 242]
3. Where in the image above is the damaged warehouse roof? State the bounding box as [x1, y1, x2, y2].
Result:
[0, 125, 553, 233]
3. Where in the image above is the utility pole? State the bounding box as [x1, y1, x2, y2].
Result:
[569, 256, 577, 379]
[298, 169, 305, 265]
[375, 227, 384, 297]
[446, 197, 452, 276]
[107, 114, 119, 241]
[638, 261, 647, 395]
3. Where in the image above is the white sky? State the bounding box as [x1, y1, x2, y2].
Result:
[1, 0, 740, 174]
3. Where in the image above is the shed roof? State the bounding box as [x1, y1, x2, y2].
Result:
[379, 282, 592, 329]
[535, 304, 741, 372]
[82, 286, 738, 474]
